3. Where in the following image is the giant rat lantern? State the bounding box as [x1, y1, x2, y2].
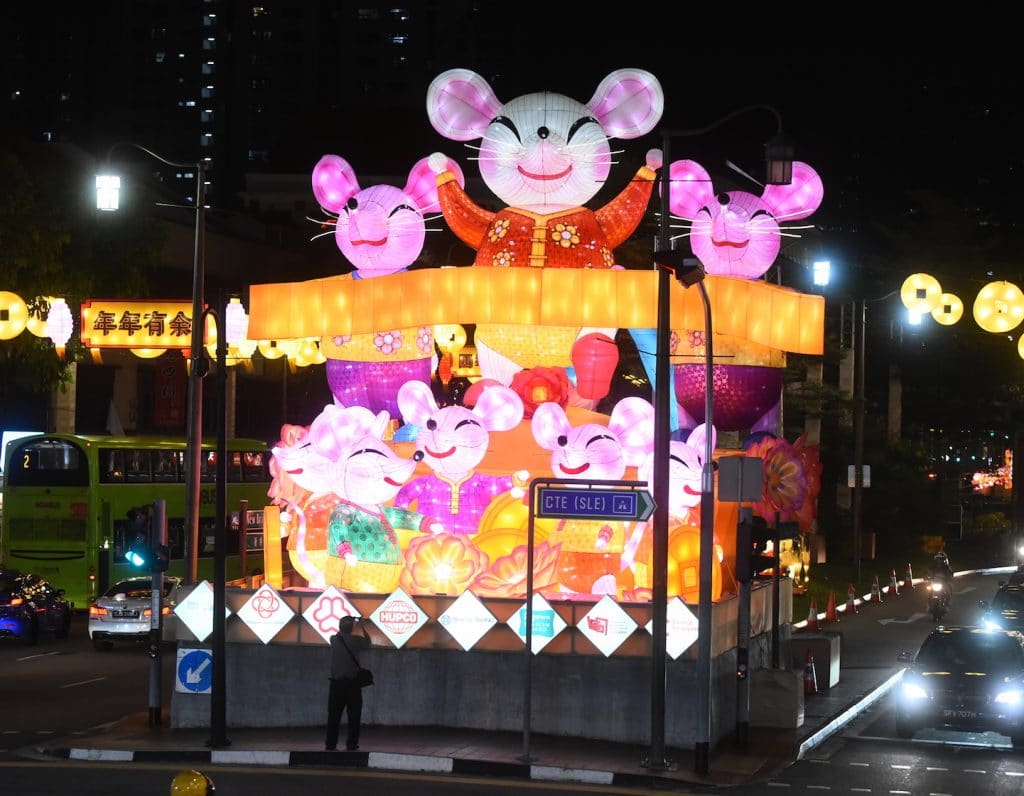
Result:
[665, 159, 824, 432]
[311, 154, 464, 416]
[426, 68, 664, 393]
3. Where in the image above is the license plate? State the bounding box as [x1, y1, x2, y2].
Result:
[943, 708, 977, 719]
[112, 610, 138, 619]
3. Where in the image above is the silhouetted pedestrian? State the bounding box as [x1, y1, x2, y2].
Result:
[325, 615, 371, 751]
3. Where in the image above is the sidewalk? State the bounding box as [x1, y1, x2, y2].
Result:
[28, 658, 903, 789]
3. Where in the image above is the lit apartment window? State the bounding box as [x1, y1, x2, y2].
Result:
[201, 86, 215, 98]
[59, 92, 70, 102]
[200, 133, 213, 146]
[184, 100, 197, 107]
[203, 37, 216, 50]
[155, 51, 166, 63]
[252, 5, 266, 15]
[201, 110, 213, 122]
[202, 62, 215, 74]
[203, 14, 216, 26]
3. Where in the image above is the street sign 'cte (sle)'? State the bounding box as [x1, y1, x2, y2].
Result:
[534, 481, 655, 522]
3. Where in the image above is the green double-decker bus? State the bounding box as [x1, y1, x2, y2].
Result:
[1, 434, 270, 607]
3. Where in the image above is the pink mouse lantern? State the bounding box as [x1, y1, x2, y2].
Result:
[311, 154, 464, 417]
[665, 159, 824, 432]
[531, 396, 655, 597]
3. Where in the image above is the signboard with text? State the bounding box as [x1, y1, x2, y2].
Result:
[81, 299, 194, 349]
[535, 484, 655, 522]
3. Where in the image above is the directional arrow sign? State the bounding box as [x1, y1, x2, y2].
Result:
[176, 648, 213, 694]
[536, 486, 655, 522]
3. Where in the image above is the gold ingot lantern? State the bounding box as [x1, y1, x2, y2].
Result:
[0, 292, 29, 340]
[974, 280, 1024, 333]
[900, 273, 942, 315]
[931, 293, 963, 326]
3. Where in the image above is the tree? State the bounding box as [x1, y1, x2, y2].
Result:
[0, 136, 165, 428]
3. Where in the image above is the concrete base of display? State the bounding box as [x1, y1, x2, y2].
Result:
[169, 583, 791, 749]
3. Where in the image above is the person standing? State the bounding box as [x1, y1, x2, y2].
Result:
[326, 615, 371, 751]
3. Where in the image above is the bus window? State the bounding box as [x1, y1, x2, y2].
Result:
[7, 439, 89, 487]
[243, 451, 268, 482]
[227, 451, 243, 483]
[200, 451, 216, 483]
[101, 450, 125, 483]
[152, 450, 180, 483]
[125, 450, 151, 483]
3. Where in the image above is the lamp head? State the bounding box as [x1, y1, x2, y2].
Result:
[96, 174, 120, 211]
[764, 132, 794, 185]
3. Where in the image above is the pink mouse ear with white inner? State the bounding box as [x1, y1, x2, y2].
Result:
[761, 161, 824, 221]
[665, 160, 715, 221]
[312, 154, 359, 213]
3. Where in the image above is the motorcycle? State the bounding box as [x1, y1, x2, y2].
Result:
[927, 578, 950, 622]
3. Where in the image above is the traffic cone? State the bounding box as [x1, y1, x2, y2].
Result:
[870, 575, 884, 602]
[806, 597, 820, 631]
[804, 648, 818, 695]
[825, 590, 839, 623]
[846, 584, 858, 614]
[903, 562, 915, 590]
[889, 568, 900, 597]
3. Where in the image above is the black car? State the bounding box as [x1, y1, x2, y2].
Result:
[980, 582, 1024, 632]
[0, 569, 72, 645]
[895, 625, 1024, 746]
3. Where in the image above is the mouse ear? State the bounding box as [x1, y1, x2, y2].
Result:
[405, 156, 464, 212]
[427, 69, 502, 141]
[664, 160, 715, 221]
[312, 155, 359, 213]
[761, 162, 824, 221]
[587, 68, 663, 139]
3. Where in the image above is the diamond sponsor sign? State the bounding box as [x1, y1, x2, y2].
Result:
[303, 586, 361, 643]
[508, 593, 566, 654]
[370, 588, 427, 649]
[645, 597, 699, 659]
[439, 591, 497, 651]
[578, 595, 638, 657]
[236, 583, 295, 644]
[174, 580, 231, 642]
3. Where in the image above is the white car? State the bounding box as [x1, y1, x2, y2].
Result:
[88, 575, 182, 651]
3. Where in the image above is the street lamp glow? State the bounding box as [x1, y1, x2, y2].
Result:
[812, 260, 830, 287]
[907, 309, 923, 326]
[96, 175, 121, 211]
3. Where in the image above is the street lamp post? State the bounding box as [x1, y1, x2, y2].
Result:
[97, 144, 207, 586]
[649, 108, 792, 777]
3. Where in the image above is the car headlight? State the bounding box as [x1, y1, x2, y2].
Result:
[1017, 544, 1024, 557]
[984, 617, 1003, 630]
[901, 681, 929, 701]
[995, 688, 1024, 706]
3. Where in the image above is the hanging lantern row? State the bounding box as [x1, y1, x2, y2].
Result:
[899, 273, 1024, 332]
[0, 292, 77, 356]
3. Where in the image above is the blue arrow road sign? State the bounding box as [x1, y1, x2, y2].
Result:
[177, 648, 213, 694]
[536, 486, 655, 522]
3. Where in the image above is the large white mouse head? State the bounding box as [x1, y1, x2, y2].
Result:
[531, 397, 654, 480]
[311, 154, 463, 277]
[427, 68, 662, 213]
[398, 380, 524, 480]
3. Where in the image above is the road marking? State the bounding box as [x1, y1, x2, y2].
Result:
[33, 730, 54, 735]
[1004, 772, 1024, 777]
[61, 677, 106, 689]
[928, 792, 953, 796]
[963, 769, 987, 774]
[807, 786, 830, 790]
[877, 613, 927, 625]
[851, 789, 872, 793]
[925, 767, 947, 771]
[890, 765, 911, 769]
[850, 762, 870, 766]
[2, 731, 18, 735]
[15, 651, 62, 662]
[766, 783, 791, 788]
[889, 791, 911, 794]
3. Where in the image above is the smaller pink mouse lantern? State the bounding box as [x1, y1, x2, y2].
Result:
[531, 396, 655, 596]
[394, 380, 527, 536]
[665, 159, 824, 433]
[311, 154, 464, 417]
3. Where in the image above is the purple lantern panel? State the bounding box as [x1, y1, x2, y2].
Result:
[326, 359, 432, 418]
[674, 364, 782, 432]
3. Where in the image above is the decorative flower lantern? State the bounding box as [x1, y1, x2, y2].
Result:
[46, 297, 74, 357]
[225, 297, 249, 344]
[0, 292, 29, 340]
[931, 293, 963, 326]
[900, 273, 942, 315]
[973, 280, 1024, 333]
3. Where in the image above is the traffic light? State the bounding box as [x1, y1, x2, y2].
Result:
[736, 509, 773, 583]
[124, 507, 169, 571]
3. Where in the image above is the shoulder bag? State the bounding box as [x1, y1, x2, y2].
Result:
[340, 636, 374, 688]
